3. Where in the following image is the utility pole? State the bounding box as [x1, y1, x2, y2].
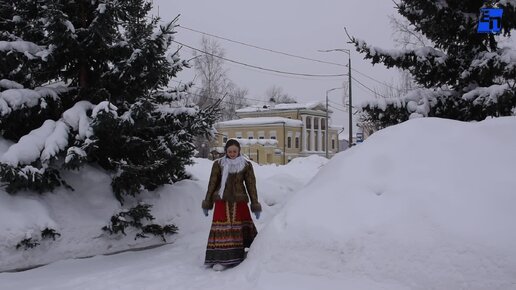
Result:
[347, 54, 353, 147]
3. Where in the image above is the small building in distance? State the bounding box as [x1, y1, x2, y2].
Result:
[212, 102, 341, 165]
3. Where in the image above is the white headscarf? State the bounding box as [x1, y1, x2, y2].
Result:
[218, 155, 247, 198]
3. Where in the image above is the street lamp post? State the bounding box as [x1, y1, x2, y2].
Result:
[319, 48, 353, 147]
[325, 87, 344, 158]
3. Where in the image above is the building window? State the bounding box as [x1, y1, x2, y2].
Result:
[247, 131, 254, 139]
[332, 139, 335, 149]
[259, 136, 264, 139]
[236, 132, 242, 139]
[271, 136, 276, 140]
[248, 136, 254, 139]
[295, 137, 299, 148]
[269, 130, 277, 140]
[287, 137, 292, 148]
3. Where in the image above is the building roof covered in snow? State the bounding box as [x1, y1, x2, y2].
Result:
[236, 102, 327, 113]
[233, 138, 278, 146]
[216, 117, 303, 127]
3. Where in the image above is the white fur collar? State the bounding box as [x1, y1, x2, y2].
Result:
[217, 156, 247, 198]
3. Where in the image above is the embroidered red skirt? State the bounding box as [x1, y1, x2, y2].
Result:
[204, 200, 258, 266]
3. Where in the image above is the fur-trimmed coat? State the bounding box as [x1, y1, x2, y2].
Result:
[201, 158, 262, 212]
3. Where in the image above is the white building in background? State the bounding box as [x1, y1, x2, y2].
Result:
[212, 102, 342, 165]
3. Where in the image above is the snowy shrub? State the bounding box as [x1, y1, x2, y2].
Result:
[135, 224, 179, 243]
[102, 203, 177, 242]
[15, 227, 61, 250]
[15, 238, 39, 250]
[41, 228, 61, 241]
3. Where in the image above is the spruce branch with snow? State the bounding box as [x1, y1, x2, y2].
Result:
[0, 164, 71, 194]
[41, 228, 62, 241]
[135, 224, 178, 242]
[15, 238, 39, 250]
[102, 203, 178, 242]
[350, 0, 516, 129]
[15, 228, 61, 250]
[0, 1, 218, 198]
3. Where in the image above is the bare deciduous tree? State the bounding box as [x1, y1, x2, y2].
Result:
[192, 36, 231, 108]
[221, 84, 249, 121]
[389, 15, 430, 49]
[265, 85, 297, 104]
[389, 14, 431, 95]
[190, 36, 249, 157]
[191, 35, 248, 120]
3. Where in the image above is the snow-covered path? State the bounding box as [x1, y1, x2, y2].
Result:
[0, 218, 397, 290]
[1, 231, 237, 290]
[0, 156, 330, 290]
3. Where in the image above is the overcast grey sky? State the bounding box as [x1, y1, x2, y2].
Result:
[152, 0, 401, 129]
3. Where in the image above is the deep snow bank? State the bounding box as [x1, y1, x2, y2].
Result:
[242, 117, 516, 289]
[0, 145, 327, 272]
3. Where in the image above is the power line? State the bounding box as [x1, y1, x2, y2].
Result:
[176, 24, 403, 91]
[353, 81, 377, 96]
[165, 80, 248, 107]
[169, 79, 269, 104]
[222, 58, 345, 81]
[176, 24, 347, 68]
[328, 104, 348, 113]
[351, 68, 399, 91]
[351, 76, 389, 98]
[329, 102, 358, 111]
[329, 100, 346, 109]
[168, 80, 357, 115]
[172, 40, 348, 78]
[171, 78, 353, 109]
[150, 14, 401, 91]
[177, 87, 250, 108]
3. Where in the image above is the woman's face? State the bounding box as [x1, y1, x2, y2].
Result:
[226, 145, 240, 159]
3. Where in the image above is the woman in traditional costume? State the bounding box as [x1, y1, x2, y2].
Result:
[202, 139, 262, 271]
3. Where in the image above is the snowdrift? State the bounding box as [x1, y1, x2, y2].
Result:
[241, 117, 516, 289]
[0, 145, 326, 272]
[2, 116, 515, 290]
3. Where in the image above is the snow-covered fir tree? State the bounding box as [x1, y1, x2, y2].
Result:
[351, 0, 516, 129]
[0, 0, 218, 202]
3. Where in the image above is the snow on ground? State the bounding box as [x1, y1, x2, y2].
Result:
[244, 117, 516, 290]
[0, 145, 325, 273]
[1, 117, 516, 290]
